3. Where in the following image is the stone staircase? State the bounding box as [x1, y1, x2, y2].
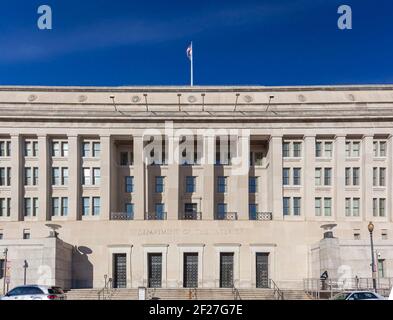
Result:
[66, 287, 313, 300]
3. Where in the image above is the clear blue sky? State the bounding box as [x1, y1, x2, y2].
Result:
[0, 0, 392, 86]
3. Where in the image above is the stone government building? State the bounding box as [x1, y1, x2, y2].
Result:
[0, 85, 393, 294]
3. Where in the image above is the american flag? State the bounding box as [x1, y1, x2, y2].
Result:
[186, 43, 193, 60]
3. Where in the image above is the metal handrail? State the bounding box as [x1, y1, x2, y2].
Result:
[250, 212, 273, 221]
[145, 212, 167, 220]
[269, 279, 284, 300]
[180, 212, 202, 220]
[216, 212, 238, 220]
[110, 212, 134, 220]
[98, 276, 113, 300]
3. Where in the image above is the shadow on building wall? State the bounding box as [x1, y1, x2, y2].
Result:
[72, 246, 94, 288]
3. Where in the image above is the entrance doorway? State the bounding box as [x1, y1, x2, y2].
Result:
[256, 253, 269, 288]
[148, 253, 162, 288]
[219, 252, 234, 288]
[183, 253, 198, 288]
[113, 253, 127, 288]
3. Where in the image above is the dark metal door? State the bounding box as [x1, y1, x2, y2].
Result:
[148, 253, 162, 288]
[183, 253, 198, 288]
[113, 254, 127, 288]
[256, 253, 269, 288]
[220, 253, 234, 288]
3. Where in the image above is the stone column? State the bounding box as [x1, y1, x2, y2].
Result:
[37, 135, 49, 221]
[68, 135, 80, 220]
[304, 135, 315, 220]
[202, 133, 215, 220]
[268, 136, 283, 220]
[388, 135, 393, 222]
[236, 134, 250, 220]
[334, 135, 346, 220]
[10, 134, 22, 221]
[362, 135, 373, 221]
[167, 135, 180, 220]
[133, 135, 145, 220]
[100, 135, 112, 220]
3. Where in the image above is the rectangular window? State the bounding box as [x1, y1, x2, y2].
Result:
[125, 176, 134, 193]
[324, 168, 332, 186]
[324, 198, 332, 216]
[293, 142, 301, 157]
[186, 176, 196, 193]
[217, 203, 227, 219]
[315, 168, 321, 186]
[23, 229, 30, 240]
[33, 167, 38, 185]
[120, 152, 128, 166]
[352, 168, 360, 186]
[283, 168, 290, 186]
[352, 142, 360, 157]
[92, 142, 101, 157]
[379, 141, 387, 157]
[82, 142, 90, 157]
[0, 141, 10, 157]
[93, 168, 100, 185]
[379, 168, 386, 187]
[6, 198, 10, 217]
[217, 176, 227, 193]
[353, 198, 360, 216]
[6, 168, 10, 186]
[0, 168, 5, 186]
[125, 203, 134, 219]
[345, 168, 351, 186]
[52, 141, 60, 157]
[93, 197, 101, 216]
[33, 141, 38, 157]
[0, 199, 6, 217]
[62, 142, 69, 157]
[315, 142, 322, 157]
[283, 197, 290, 216]
[325, 142, 333, 157]
[24, 167, 32, 186]
[82, 197, 90, 216]
[282, 142, 290, 158]
[61, 197, 68, 216]
[62, 168, 68, 185]
[345, 142, 351, 158]
[24, 198, 32, 217]
[249, 177, 258, 193]
[373, 167, 378, 186]
[249, 203, 258, 220]
[373, 198, 378, 217]
[52, 167, 60, 186]
[315, 198, 322, 216]
[373, 141, 378, 157]
[293, 168, 301, 186]
[82, 168, 91, 185]
[293, 197, 301, 216]
[155, 203, 165, 219]
[345, 198, 351, 216]
[379, 198, 386, 217]
[52, 197, 59, 216]
[33, 198, 38, 216]
[155, 176, 164, 193]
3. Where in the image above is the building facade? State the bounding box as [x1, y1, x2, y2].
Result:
[0, 85, 393, 293]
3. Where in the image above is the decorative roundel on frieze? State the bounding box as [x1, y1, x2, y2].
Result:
[131, 95, 141, 103]
[187, 95, 197, 103]
[27, 94, 37, 102]
[243, 95, 253, 103]
[78, 95, 88, 103]
[298, 94, 307, 102]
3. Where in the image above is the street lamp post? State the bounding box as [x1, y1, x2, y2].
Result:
[23, 260, 28, 285]
[368, 222, 377, 291]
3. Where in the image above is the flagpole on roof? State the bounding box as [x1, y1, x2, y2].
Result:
[187, 42, 194, 86]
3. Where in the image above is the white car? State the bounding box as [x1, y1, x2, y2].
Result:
[332, 291, 385, 300]
[0, 285, 66, 300]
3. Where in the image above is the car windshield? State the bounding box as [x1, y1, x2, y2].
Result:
[333, 292, 351, 300]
